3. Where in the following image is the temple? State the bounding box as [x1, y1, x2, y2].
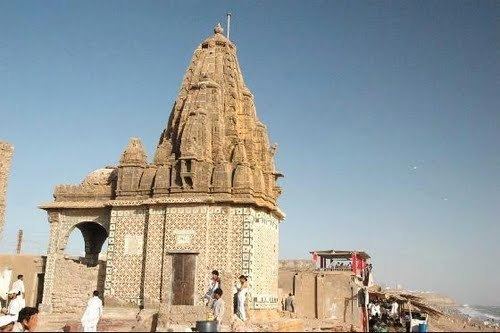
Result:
[40, 24, 284, 314]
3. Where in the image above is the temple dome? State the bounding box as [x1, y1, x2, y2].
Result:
[82, 167, 117, 186]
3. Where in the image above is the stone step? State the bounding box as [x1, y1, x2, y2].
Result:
[38, 307, 148, 332]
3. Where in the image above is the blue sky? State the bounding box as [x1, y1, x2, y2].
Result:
[0, 1, 498, 306]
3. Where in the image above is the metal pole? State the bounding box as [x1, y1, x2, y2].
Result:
[226, 12, 232, 40]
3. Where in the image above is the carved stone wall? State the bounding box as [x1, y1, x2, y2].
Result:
[104, 207, 147, 305]
[0, 142, 13, 240]
[247, 209, 280, 309]
[101, 204, 279, 310]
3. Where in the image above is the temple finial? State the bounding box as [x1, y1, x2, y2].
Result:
[214, 23, 224, 35]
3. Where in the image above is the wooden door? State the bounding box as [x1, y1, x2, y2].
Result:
[172, 254, 196, 305]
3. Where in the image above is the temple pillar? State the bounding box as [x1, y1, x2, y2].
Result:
[40, 211, 62, 312]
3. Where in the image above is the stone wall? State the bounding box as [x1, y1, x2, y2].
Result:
[278, 269, 362, 328]
[41, 209, 110, 312]
[104, 205, 280, 311]
[51, 257, 106, 313]
[0, 142, 14, 240]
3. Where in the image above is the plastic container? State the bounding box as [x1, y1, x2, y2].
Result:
[418, 323, 428, 332]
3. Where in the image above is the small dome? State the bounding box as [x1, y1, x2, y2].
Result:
[82, 168, 117, 186]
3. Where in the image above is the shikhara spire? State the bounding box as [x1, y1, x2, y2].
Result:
[49, 24, 283, 213]
[139, 23, 282, 209]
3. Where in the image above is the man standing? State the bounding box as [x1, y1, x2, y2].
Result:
[10, 277, 24, 300]
[81, 291, 103, 332]
[284, 293, 295, 312]
[235, 275, 248, 321]
[211, 288, 225, 332]
[204, 270, 221, 306]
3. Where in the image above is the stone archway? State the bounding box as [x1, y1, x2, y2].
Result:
[67, 221, 108, 266]
[41, 210, 111, 313]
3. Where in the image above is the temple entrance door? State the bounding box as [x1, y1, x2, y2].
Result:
[172, 253, 196, 305]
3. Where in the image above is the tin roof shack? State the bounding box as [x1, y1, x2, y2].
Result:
[0, 254, 46, 308]
[279, 250, 372, 331]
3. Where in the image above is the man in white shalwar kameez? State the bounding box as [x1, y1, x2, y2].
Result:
[7, 292, 24, 321]
[81, 291, 103, 332]
[10, 276, 25, 298]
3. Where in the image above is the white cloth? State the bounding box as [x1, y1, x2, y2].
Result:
[236, 287, 247, 321]
[82, 324, 97, 332]
[12, 321, 25, 332]
[211, 298, 225, 331]
[7, 297, 24, 320]
[0, 315, 16, 328]
[81, 296, 103, 331]
[10, 280, 25, 295]
[0, 269, 13, 302]
[390, 302, 399, 316]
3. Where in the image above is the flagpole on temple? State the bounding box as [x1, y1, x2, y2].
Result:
[226, 12, 232, 40]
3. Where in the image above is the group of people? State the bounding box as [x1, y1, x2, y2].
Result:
[368, 300, 401, 332]
[203, 270, 250, 331]
[0, 275, 39, 332]
[329, 261, 352, 270]
[3, 270, 250, 332]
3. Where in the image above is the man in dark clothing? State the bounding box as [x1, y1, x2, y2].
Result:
[284, 293, 295, 312]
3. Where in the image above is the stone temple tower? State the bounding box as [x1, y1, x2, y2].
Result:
[40, 24, 284, 314]
[0, 141, 14, 241]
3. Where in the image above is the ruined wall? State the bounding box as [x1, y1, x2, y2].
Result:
[317, 273, 359, 322]
[51, 257, 106, 313]
[41, 209, 110, 312]
[279, 269, 362, 327]
[0, 142, 14, 240]
[293, 272, 317, 318]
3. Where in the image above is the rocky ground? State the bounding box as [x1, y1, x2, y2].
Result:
[35, 294, 498, 332]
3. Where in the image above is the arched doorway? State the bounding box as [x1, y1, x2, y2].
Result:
[65, 222, 108, 267]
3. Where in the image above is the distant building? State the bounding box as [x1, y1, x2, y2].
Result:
[279, 250, 373, 331]
[0, 141, 14, 241]
[39, 24, 284, 314]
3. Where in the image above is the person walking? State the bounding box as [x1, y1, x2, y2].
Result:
[81, 291, 103, 332]
[211, 288, 225, 332]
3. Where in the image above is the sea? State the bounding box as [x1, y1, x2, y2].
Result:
[458, 304, 500, 323]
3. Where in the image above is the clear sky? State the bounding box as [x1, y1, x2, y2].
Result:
[1, 0, 498, 306]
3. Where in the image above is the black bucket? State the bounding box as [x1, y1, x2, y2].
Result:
[195, 320, 218, 332]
